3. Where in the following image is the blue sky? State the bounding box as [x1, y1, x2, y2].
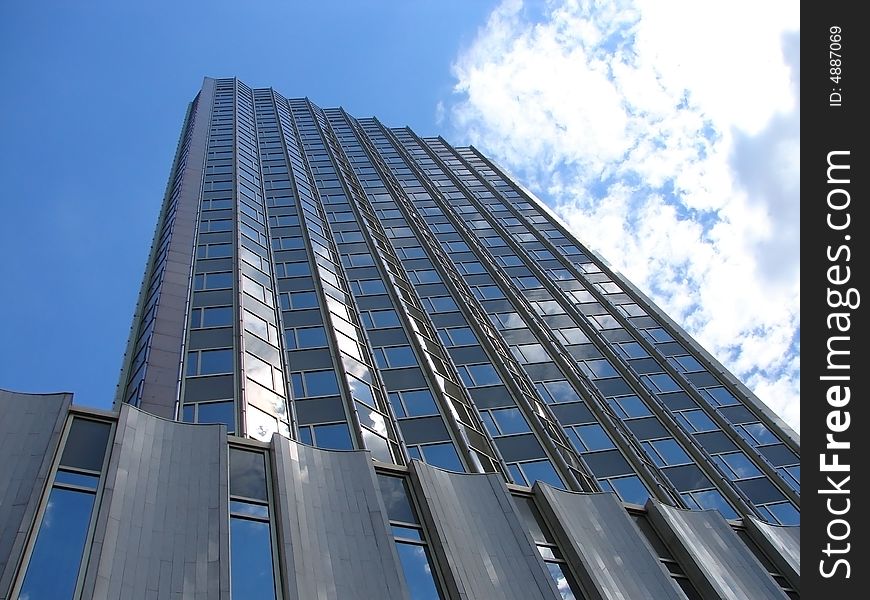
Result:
[0, 1, 800, 431]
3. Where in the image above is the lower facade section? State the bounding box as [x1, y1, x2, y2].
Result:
[1, 390, 799, 599]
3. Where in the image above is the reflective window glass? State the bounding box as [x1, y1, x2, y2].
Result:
[464, 364, 500, 386]
[650, 439, 691, 466]
[692, 489, 738, 520]
[491, 408, 531, 435]
[575, 424, 614, 451]
[230, 518, 276, 600]
[520, 460, 562, 488]
[740, 423, 779, 445]
[314, 423, 353, 450]
[295, 326, 328, 348]
[396, 542, 443, 600]
[680, 410, 717, 432]
[202, 306, 233, 327]
[546, 562, 579, 600]
[19, 488, 94, 599]
[229, 449, 268, 501]
[377, 475, 418, 524]
[305, 370, 340, 396]
[421, 443, 463, 471]
[198, 349, 234, 375]
[609, 475, 650, 505]
[197, 401, 236, 431]
[54, 470, 100, 489]
[403, 390, 438, 417]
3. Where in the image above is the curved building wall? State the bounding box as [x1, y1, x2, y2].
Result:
[1, 392, 800, 599]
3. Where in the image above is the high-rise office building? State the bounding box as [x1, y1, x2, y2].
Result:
[1, 77, 799, 599]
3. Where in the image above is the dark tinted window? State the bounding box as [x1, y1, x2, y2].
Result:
[377, 475, 418, 524]
[60, 418, 111, 471]
[229, 449, 268, 501]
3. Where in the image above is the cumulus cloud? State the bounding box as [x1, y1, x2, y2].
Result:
[446, 0, 800, 431]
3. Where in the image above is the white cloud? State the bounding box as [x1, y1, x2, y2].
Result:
[446, 0, 800, 432]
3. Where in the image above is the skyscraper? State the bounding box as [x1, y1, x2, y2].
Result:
[1, 77, 799, 599]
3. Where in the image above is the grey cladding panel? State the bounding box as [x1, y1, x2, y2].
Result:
[536, 487, 682, 600]
[0, 390, 71, 600]
[139, 77, 214, 419]
[745, 517, 799, 586]
[648, 501, 786, 600]
[272, 438, 408, 600]
[410, 461, 559, 600]
[81, 405, 229, 599]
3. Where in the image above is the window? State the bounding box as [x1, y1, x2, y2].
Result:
[279, 290, 319, 310]
[187, 348, 234, 376]
[190, 306, 233, 328]
[389, 389, 439, 418]
[457, 363, 501, 387]
[284, 326, 328, 349]
[351, 278, 387, 296]
[714, 452, 763, 481]
[676, 409, 717, 433]
[512, 343, 549, 364]
[607, 395, 651, 418]
[513, 496, 585, 599]
[642, 373, 681, 393]
[342, 252, 375, 267]
[271, 236, 304, 250]
[509, 460, 563, 488]
[489, 311, 524, 330]
[438, 327, 477, 347]
[290, 369, 340, 398]
[419, 443, 464, 471]
[422, 296, 458, 313]
[17, 418, 111, 600]
[457, 261, 486, 275]
[275, 261, 310, 278]
[513, 276, 543, 290]
[310, 422, 354, 450]
[484, 407, 531, 435]
[494, 254, 523, 267]
[361, 309, 401, 329]
[194, 271, 233, 290]
[229, 448, 277, 600]
[268, 214, 299, 227]
[408, 269, 441, 284]
[565, 423, 615, 453]
[200, 218, 233, 233]
[377, 475, 445, 599]
[374, 346, 418, 369]
[182, 400, 236, 433]
[197, 242, 232, 259]
[535, 380, 581, 404]
[632, 514, 703, 600]
[581, 359, 618, 379]
[642, 438, 691, 467]
[471, 285, 505, 300]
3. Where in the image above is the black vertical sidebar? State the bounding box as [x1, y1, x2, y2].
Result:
[803, 4, 867, 598]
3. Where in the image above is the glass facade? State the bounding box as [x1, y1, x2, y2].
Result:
[115, 77, 799, 530]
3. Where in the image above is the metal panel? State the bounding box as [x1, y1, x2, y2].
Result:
[137, 77, 215, 419]
[272, 437, 408, 600]
[0, 389, 71, 600]
[410, 461, 559, 600]
[745, 517, 800, 589]
[648, 500, 787, 599]
[80, 405, 229, 599]
[535, 487, 682, 600]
